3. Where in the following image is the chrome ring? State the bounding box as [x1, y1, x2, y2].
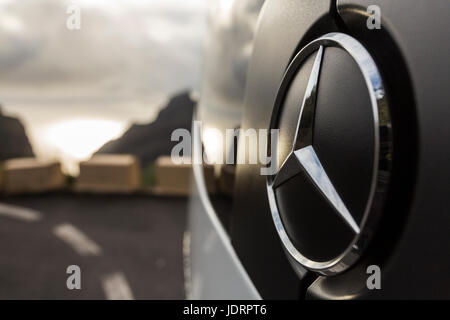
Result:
[266, 32, 392, 275]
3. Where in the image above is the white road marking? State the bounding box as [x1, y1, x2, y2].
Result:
[53, 223, 102, 256]
[0, 203, 42, 222]
[101, 272, 134, 300]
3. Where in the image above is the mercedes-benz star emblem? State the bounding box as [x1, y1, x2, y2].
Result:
[266, 33, 392, 276]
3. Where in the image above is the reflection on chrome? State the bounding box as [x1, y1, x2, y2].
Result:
[293, 45, 323, 150]
[294, 146, 360, 234]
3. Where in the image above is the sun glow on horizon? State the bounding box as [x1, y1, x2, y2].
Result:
[44, 119, 126, 174]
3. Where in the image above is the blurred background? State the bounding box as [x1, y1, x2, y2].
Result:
[0, 0, 209, 299]
[0, 0, 264, 299]
[0, 0, 208, 174]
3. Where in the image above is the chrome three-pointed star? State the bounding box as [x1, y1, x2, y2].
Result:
[270, 46, 360, 234]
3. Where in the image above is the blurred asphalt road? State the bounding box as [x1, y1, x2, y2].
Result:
[0, 193, 187, 299]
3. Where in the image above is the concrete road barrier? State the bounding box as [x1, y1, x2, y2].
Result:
[2, 158, 65, 194]
[75, 154, 140, 194]
[153, 156, 215, 196]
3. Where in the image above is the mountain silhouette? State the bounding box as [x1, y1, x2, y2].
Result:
[0, 107, 34, 161]
[96, 91, 194, 165]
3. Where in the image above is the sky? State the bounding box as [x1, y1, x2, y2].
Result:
[0, 0, 208, 173]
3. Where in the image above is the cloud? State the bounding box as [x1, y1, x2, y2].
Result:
[0, 0, 208, 106]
